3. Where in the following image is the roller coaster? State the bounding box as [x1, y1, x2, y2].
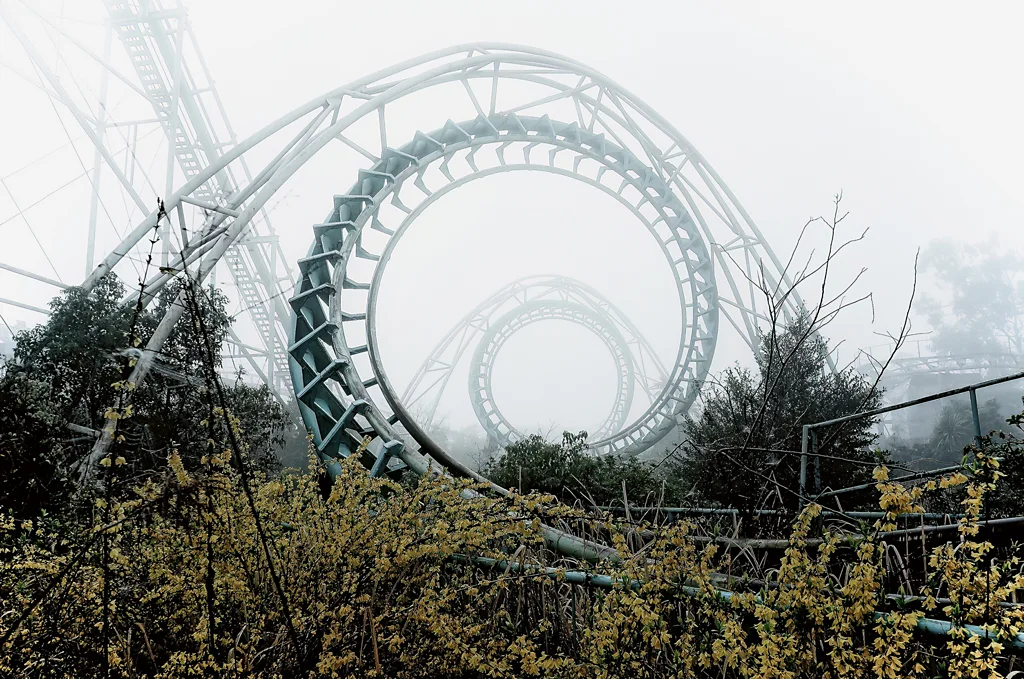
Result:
[6, 7, 1024, 657]
[0, 2, 816, 481]
[1, 2, 1018, 510]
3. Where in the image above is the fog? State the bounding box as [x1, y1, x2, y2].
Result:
[2, 0, 1023, 452]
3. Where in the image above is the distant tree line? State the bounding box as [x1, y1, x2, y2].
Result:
[919, 237, 1024, 357]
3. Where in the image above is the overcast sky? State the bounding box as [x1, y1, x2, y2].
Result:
[2, 0, 1022, 436]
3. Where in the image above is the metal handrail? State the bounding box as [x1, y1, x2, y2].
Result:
[799, 369, 1024, 504]
[463, 555, 1024, 648]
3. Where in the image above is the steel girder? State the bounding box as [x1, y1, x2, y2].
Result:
[861, 351, 1024, 407]
[0, 2, 296, 397]
[101, 0, 295, 395]
[878, 354, 1024, 379]
[78, 44, 804, 385]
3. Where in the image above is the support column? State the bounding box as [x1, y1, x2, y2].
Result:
[86, 25, 113, 275]
[162, 15, 187, 267]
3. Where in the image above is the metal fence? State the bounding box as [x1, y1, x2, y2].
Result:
[799, 369, 1024, 507]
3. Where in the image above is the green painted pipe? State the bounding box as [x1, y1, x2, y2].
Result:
[463, 556, 1024, 649]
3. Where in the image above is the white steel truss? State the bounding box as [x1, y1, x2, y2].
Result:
[0, 0, 294, 396]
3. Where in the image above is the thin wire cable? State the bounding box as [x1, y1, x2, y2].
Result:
[33, 22, 165, 232]
[18, 15, 291, 371]
[111, 127, 167, 245]
[179, 264, 308, 668]
[0, 126, 162, 238]
[3, 23, 153, 249]
[229, 277, 298, 319]
[0, 176, 63, 282]
[40, 21, 294, 346]
[0, 132, 84, 181]
[47, 12, 188, 233]
[29, 63, 144, 283]
[0, 172, 86, 229]
[0, 308, 14, 338]
[54, 0, 64, 73]
[19, 21, 151, 233]
[0, 58, 66, 104]
[112, 125, 165, 238]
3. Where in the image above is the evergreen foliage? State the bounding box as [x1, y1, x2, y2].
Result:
[0, 275, 299, 518]
[484, 431, 665, 506]
[669, 312, 886, 509]
[0, 371, 70, 518]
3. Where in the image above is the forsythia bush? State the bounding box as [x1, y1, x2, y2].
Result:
[1, 449, 1022, 677]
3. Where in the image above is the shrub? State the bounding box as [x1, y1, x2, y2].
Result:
[484, 431, 665, 506]
[3, 442, 1023, 677]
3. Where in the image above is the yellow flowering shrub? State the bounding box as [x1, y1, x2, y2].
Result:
[1, 447, 1022, 678]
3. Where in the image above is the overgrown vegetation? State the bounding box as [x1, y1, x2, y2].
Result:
[3, 437, 1024, 676]
[887, 397, 1009, 470]
[484, 430, 665, 506]
[481, 312, 892, 513]
[666, 311, 886, 510]
[0, 275, 300, 519]
[3, 215, 1024, 675]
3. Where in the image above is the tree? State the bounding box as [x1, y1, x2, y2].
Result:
[669, 312, 885, 510]
[12, 275, 133, 430]
[483, 431, 665, 506]
[919, 238, 1024, 356]
[129, 279, 234, 465]
[0, 369, 70, 518]
[218, 377, 298, 475]
[2, 275, 300, 516]
[420, 414, 491, 471]
[11, 277, 236, 460]
[926, 397, 1005, 466]
[987, 406, 1024, 517]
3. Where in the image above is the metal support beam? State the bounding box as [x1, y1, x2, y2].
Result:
[799, 425, 809, 508]
[180, 195, 239, 217]
[85, 25, 113, 275]
[0, 297, 49, 315]
[802, 370, 1024, 503]
[161, 12, 187, 267]
[0, 4, 149, 214]
[969, 387, 983, 447]
[0, 261, 68, 289]
[816, 464, 971, 500]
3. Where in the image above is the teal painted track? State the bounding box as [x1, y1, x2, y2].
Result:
[289, 113, 717, 477]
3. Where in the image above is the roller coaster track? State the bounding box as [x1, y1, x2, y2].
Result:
[0, 33, 811, 554]
[102, 0, 293, 391]
[5, 16, 1024, 644]
[401, 275, 669, 453]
